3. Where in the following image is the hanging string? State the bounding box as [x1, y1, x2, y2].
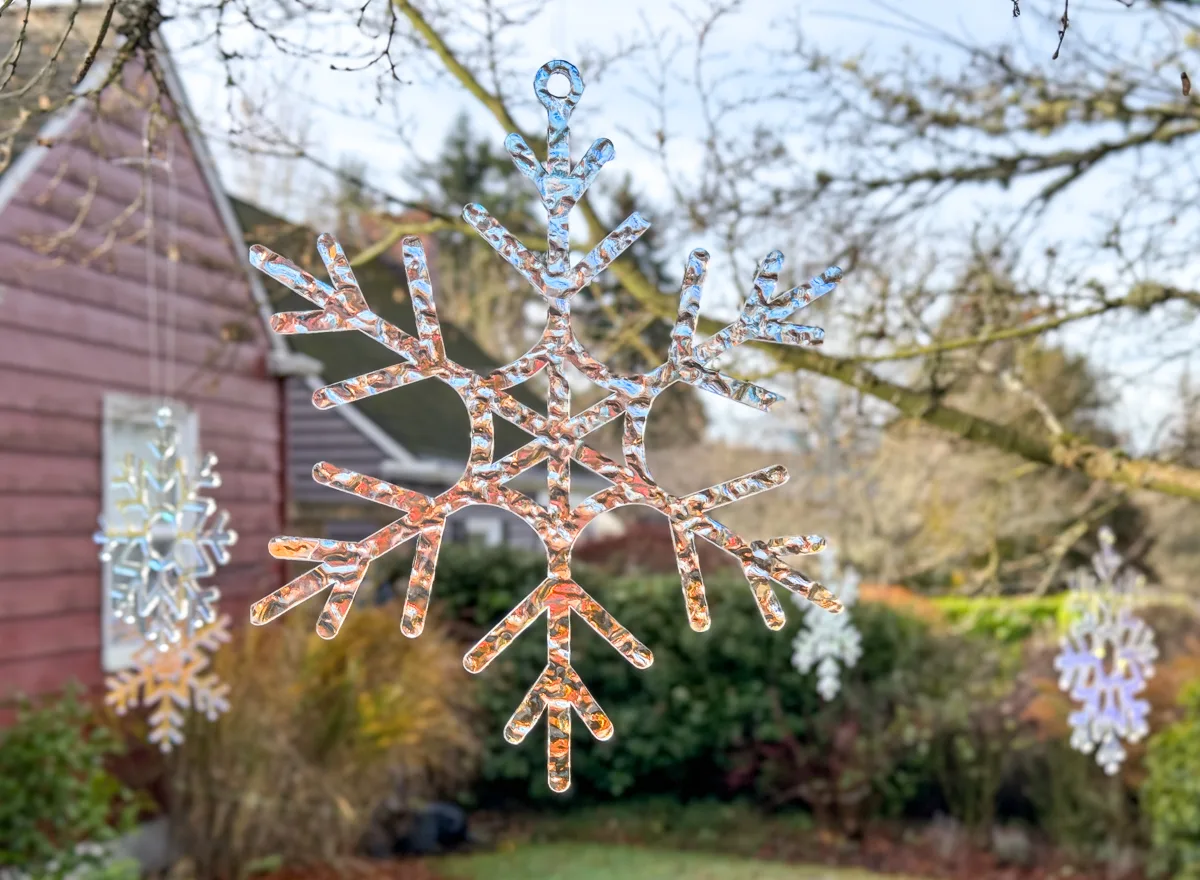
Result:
[140, 117, 160, 405]
[164, 129, 179, 401]
[121, 96, 181, 412]
[553, 0, 567, 63]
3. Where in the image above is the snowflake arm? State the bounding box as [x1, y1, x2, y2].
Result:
[463, 577, 652, 793]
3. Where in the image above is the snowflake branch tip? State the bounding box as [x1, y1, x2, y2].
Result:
[311, 363, 430, 409]
[401, 525, 445, 638]
[311, 461, 432, 513]
[690, 253, 842, 368]
[657, 249, 784, 411]
[768, 535, 826, 555]
[678, 465, 788, 513]
[463, 204, 649, 300]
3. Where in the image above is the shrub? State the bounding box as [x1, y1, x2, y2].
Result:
[1142, 681, 1200, 879]
[0, 685, 138, 878]
[167, 605, 477, 878]
[933, 595, 1062, 645]
[385, 543, 1016, 824]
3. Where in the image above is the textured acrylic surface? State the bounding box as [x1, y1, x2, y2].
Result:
[249, 59, 844, 792]
[105, 614, 232, 752]
[792, 551, 862, 700]
[1054, 527, 1158, 775]
[94, 406, 238, 648]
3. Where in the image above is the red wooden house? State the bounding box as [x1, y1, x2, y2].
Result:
[0, 5, 627, 710]
[0, 7, 293, 705]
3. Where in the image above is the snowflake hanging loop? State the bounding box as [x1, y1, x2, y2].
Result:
[95, 406, 237, 649]
[249, 59, 845, 791]
[792, 548, 862, 700]
[105, 614, 232, 752]
[1054, 526, 1158, 775]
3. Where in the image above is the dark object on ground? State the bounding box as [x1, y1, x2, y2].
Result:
[362, 801, 471, 858]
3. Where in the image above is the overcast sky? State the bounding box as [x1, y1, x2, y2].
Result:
[165, 0, 1197, 452]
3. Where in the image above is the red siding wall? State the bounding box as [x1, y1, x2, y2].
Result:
[0, 67, 284, 701]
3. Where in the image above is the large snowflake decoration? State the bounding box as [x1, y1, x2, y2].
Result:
[105, 614, 232, 752]
[1054, 527, 1158, 775]
[94, 406, 238, 649]
[248, 59, 845, 792]
[792, 550, 862, 700]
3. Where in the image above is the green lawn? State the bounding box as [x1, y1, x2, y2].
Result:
[436, 843, 917, 880]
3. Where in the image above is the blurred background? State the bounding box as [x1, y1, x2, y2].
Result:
[1, 0, 1198, 878]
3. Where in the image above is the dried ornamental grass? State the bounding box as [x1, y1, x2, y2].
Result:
[166, 605, 476, 878]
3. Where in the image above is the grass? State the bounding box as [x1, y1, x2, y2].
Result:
[436, 843, 918, 880]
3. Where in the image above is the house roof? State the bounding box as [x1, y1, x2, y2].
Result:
[2, 4, 600, 496]
[230, 197, 549, 468]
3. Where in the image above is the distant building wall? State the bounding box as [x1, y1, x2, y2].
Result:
[0, 65, 284, 701]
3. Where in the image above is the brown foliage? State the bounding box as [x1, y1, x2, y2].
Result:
[165, 605, 477, 879]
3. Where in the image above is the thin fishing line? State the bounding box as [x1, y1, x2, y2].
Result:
[141, 117, 159, 403]
[164, 131, 179, 400]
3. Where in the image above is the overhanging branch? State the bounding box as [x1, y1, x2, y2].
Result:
[391, 0, 1200, 503]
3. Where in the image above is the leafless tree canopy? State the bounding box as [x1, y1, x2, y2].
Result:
[4, 0, 1198, 594]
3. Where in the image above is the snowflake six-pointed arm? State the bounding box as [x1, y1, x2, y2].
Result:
[571, 445, 840, 631]
[463, 577, 654, 793]
[463, 61, 650, 302]
[643, 250, 841, 414]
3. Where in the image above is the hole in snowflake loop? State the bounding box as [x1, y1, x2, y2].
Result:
[534, 60, 585, 114]
[546, 72, 571, 99]
[248, 56, 848, 793]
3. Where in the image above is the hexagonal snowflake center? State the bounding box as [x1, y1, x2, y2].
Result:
[148, 512, 178, 560]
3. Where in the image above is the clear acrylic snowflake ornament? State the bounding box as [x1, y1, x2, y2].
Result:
[792, 548, 862, 700]
[1054, 526, 1158, 775]
[94, 406, 238, 649]
[248, 59, 846, 792]
[105, 614, 232, 752]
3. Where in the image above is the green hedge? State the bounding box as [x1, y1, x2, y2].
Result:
[386, 545, 989, 814]
[379, 544, 1173, 860]
[932, 595, 1063, 644]
[1143, 682, 1200, 879]
[0, 686, 139, 877]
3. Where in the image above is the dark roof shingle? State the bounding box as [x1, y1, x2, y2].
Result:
[231, 197, 543, 462]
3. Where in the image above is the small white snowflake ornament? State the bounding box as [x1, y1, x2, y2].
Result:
[792, 549, 862, 699]
[94, 406, 237, 649]
[105, 614, 232, 752]
[1054, 527, 1158, 775]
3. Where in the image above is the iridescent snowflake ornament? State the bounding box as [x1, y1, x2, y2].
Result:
[248, 59, 846, 792]
[1054, 527, 1158, 775]
[94, 406, 238, 649]
[792, 549, 862, 700]
[105, 614, 232, 752]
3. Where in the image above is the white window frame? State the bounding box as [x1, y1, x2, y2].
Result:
[463, 513, 504, 547]
[100, 393, 199, 671]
